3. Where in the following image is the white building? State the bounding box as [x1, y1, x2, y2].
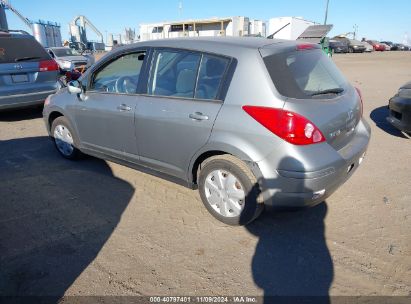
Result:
[268, 17, 317, 40]
[249, 19, 266, 37]
[140, 16, 256, 41]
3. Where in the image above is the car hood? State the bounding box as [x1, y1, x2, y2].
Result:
[56, 56, 88, 62]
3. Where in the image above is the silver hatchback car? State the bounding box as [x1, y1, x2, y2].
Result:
[43, 37, 370, 225]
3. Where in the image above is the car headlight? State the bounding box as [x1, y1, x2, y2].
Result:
[398, 89, 411, 99]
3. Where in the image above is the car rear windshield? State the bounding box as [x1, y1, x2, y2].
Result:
[53, 48, 80, 57]
[0, 37, 49, 64]
[263, 49, 348, 99]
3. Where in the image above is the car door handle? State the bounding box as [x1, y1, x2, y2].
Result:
[117, 104, 132, 112]
[189, 112, 209, 121]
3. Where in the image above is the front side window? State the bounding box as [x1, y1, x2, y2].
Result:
[91, 51, 146, 94]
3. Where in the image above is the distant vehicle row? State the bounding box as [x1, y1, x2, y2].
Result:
[329, 37, 410, 54]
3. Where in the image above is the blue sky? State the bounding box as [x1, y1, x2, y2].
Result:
[3, 0, 411, 43]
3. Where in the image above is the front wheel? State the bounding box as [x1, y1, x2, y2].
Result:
[51, 116, 81, 160]
[198, 155, 264, 225]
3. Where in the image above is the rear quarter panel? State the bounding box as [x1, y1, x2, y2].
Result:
[190, 48, 287, 179]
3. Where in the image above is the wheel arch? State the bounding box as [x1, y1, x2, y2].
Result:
[188, 143, 262, 186]
[48, 111, 64, 131]
[46, 108, 81, 148]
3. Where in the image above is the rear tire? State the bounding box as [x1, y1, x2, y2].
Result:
[51, 116, 81, 160]
[198, 155, 264, 226]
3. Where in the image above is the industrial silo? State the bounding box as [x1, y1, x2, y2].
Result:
[32, 23, 48, 47]
[52, 25, 62, 46]
[45, 25, 55, 47]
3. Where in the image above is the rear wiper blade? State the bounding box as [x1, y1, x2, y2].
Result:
[15, 56, 41, 62]
[310, 88, 344, 96]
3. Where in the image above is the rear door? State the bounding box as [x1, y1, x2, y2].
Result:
[261, 46, 361, 150]
[135, 49, 230, 180]
[0, 35, 57, 101]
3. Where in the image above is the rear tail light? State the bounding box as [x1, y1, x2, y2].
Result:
[296, 43, 316, 51]
[242, 106, 325, 145]
[355, 87, 363, 117]
[39, 59, 59, 72]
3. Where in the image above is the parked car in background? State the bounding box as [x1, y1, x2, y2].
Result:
[332, 37, 366, 53]
[387, 81, 411, 134]
[395, 44, 410, 51]
[381, 41, 398, 51]
[0, 30, 59, 111]
[381, 43, 391, 51]
[43, 37, 370, 225]
[361, 41, 374, 52]
[46, 47, 94, 73]
[329, 40, 348, 54]
[367, 40, 385, 51]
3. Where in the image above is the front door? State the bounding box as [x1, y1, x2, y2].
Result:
[74, 50, 147, 160]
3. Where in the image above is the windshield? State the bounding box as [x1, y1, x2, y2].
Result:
[52, 48, 80, 57]
[263, 49, 348, 99]
[0, 37, 49, 64]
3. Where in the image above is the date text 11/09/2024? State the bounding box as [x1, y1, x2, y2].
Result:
[149, 296, 258, 303]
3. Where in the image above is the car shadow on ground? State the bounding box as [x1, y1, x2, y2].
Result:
[370, 106, 407, 138]
[0, 106, 43, 122]
[0, 136, 134, 298]
[244, 157, 333, 304]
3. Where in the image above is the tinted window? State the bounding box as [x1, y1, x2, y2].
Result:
[195, 55, 229, 100]
[263, 49, 348, 99]
[91, 51, 146, 94]
[0, 37, 50, 64]
[149, 50, 201, 98]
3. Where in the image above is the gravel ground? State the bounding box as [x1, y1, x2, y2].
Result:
[0, 51, 410, 299]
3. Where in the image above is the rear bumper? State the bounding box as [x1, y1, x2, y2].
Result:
[387, 96, 411, 132]
[0, 89, 57, 111]
[256, 119, 371, 207]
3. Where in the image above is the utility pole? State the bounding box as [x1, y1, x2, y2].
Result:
[178, 1, 183, 19]
[324, 0, 330, 25]
[353, 24, 358, 40]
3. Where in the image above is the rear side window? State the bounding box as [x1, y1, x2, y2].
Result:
[195, 55, 229, 100]
[148, 49, 229, 100]
[149, 49, 201, 98]
[0, 37, 50, 64]
[264, 50, 348, 99]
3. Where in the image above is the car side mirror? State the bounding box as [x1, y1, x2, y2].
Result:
[67, 80, 82, 94]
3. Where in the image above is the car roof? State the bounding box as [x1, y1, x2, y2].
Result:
[118, 37, 298, 54]
[0, 32, 34, 39]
